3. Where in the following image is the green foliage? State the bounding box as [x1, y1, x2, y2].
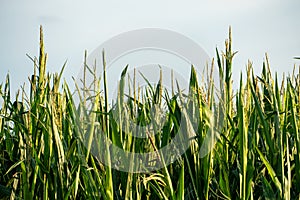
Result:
[0, 26, 299, 199]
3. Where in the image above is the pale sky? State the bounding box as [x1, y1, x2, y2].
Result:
[0, 0, 299, 95]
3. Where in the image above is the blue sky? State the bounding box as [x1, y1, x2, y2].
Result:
[0, 0, 299, 94]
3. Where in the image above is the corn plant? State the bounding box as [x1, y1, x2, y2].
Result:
[0, 26, 299, 199]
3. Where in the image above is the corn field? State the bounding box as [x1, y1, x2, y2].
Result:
[0, 26, 300, 199]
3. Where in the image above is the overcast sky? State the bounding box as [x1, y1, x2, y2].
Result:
[0, 0, 299, 95]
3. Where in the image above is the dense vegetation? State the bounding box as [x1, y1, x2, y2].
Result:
[0, 27, 299, 199]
